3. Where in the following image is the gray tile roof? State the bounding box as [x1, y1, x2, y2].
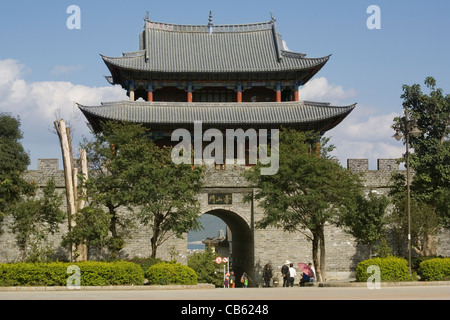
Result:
[101, 20, 330, 74]
[78, 101, 355, 132]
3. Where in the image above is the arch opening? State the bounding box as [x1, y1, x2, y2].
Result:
[188, 209, 254, 287]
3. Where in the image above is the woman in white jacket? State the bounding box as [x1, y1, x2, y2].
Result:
[288, 263, 296, 287]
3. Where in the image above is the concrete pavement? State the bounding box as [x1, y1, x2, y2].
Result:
[0, 282, 449, 300]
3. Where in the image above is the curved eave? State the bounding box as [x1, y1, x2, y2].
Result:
[78, 101, 355, 133]
[101, 53, 330, 75]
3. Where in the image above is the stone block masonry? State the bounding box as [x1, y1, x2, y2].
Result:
[0, 159, 448, 282]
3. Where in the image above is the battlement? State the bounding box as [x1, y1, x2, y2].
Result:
[24, 159, 65, 187]
[37, 159, 59, 172]
[347, 159, 400, 172]
[28, 158, 403, 175]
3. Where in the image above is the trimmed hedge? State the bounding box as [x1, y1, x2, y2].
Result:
[417, 258, 450, 281]
[356, 257, 410, 282]
[0, 261, 144, 286]
[145, 262, 197, 285]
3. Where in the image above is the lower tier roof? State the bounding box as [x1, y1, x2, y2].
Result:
[78, 101, 355, 132]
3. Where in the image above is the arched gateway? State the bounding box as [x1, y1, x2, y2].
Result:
[77, 14, 357, 283]
[202, 208, 254, 286]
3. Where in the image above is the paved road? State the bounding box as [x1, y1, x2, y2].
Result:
[1, 286, 447, 319]
[0, 285, 448, 300]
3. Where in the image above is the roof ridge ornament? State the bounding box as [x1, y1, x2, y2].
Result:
[208, 11, 214, 35]
[270, 12, 277, 22]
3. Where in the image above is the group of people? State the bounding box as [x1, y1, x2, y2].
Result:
[262, 261, 315, 287]
[225, 271, 251, 288]
[225, 261, 315, 288]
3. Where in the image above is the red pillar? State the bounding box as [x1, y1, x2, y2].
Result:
[276, 90, 281, 102]
[237, 90, 242, 103]
[187, 83, 193, 102]
[294, 89, 299, 101]
[275, 82, 282, 102]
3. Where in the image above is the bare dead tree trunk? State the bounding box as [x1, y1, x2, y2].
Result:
[54, 120, 76, 226]
[74, 149, 88, 261]
[54, 119, 87, 261]
[79, 149, 88, 210]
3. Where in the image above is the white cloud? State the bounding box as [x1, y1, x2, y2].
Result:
[296, 74, 404, 168]
[0, 59, 127, 123]
[0, 59, 24, 87]
[299, 77, 356, 104]
[282, 40, 291, 52]
[0, 59, 128, 168]
[327, 105, 404, 169]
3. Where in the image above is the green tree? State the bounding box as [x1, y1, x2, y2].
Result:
[82, 121, 204, 259]
[0, 113, 33, 231]
[339, 191, 390, 258]
[391, 77, 450, 255]
[116, 132, 204, 259]
[9, 178, 65, 261]
[390, 198, 441, 257]
[244, 129, 363, 281]
[80, 121, 146, 258]
[61, 205, 111, 260]
[188, 245, 223, 287]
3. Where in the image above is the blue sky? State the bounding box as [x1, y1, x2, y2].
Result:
[1, 0, 449, 169]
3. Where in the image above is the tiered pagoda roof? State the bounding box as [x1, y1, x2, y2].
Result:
[102, 18, 330, 83]
[79, 14, 356, 134]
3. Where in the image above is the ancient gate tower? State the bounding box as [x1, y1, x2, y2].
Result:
[78, 13, 356, 285]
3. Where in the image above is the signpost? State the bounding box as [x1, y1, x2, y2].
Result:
[215, 256, 230, 288]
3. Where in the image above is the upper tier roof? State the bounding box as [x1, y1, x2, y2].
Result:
[101, 18, 330, 77]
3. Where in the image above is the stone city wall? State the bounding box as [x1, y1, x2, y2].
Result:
[0, 159, 448, 282]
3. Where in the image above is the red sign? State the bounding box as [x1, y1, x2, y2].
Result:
[215, 257, 222, 264]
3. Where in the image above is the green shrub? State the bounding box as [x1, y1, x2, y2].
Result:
[145, 262, 197, 285]
[411, 256, 443, 273]
[0, 261, 144, 286]
[417, 258, 450, 281]
[356, 257, 410, 282]
[187, 246, 223, 287]
[128, 256, 162, 272]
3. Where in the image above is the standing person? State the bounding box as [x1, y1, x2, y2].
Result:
[241, 272, 251, 288]
[262, 264, 273, 287]
[229, 271, 236, 288]
[288, 263, 297, 287]
[281, 260, 290, 287]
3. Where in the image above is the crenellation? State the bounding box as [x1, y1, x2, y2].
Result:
[37, 159, 59, 171]
[377, 158, 399, 171]
[347, 159, 368, 171]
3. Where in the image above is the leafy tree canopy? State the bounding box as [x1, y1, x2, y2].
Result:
[244, 129, 363, 281]
[0, 113, 33, 230]
[392, 77, 450, 228]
